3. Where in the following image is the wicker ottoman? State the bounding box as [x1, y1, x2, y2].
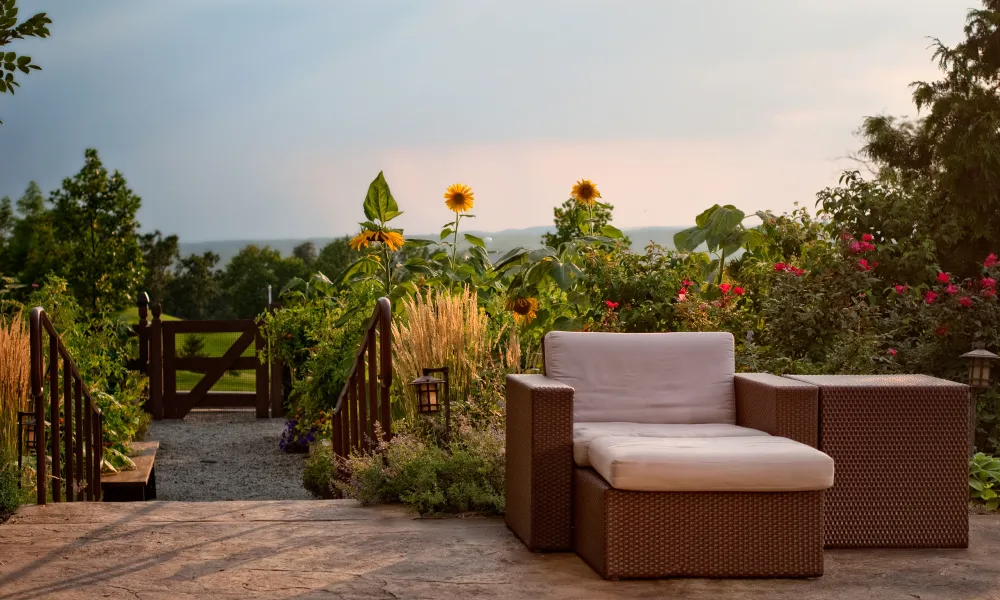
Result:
[574, 436, 834, 579]
[784, 375, 969, 548]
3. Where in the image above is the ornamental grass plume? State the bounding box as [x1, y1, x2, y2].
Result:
[392, 288, 518, 421]
[0, 314, 30, 461]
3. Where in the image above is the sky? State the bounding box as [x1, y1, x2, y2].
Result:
[0, 1, 971, 242]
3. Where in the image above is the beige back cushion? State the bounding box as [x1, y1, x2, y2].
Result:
[543, 331, 736, 424]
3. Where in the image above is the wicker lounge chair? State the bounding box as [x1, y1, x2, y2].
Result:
[505, 331, 835, 579]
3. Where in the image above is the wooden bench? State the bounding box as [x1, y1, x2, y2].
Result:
[100, 441, 158, 502]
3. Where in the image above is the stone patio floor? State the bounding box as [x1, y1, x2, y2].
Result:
[1, 501, 998, 600]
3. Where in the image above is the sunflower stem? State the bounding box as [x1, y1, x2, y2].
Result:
[382, 245, 392, 296]
[451, 213, 462, 270]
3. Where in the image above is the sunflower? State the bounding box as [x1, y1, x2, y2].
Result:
[349, 230, 375, 251]
[571, 179, 601, 206]
[506, 296, 539, 324]
[444, 183, 475, 213]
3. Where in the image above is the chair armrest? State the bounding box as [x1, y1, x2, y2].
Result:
[505, 374, 574, 551]
[735, 373, 819, 448]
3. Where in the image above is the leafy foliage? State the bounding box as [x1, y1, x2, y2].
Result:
[0, 0, 50, 125]
[969, 453, 1000, 511]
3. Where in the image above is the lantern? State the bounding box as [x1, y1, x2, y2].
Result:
[16, 407, 37, 486]
[960, 344, 999, 389]
[409, 366, 451, 438]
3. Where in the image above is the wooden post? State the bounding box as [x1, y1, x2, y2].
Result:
[74, 378, 84, 501]
[49, 335, 60, 502]
[378, 298, 392, 442]
[29, 309, 46, 506]
[255, 324, 269, 419]
[149, 304, 163, 419]
[367, 328, 377, 448]
[267, 303, 284, 418]
[63, 358, 73, 502]
[162, 321, 176, 419]
[136, 292, 150, 373]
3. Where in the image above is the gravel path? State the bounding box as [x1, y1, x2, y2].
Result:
[148, 411, 312, 501]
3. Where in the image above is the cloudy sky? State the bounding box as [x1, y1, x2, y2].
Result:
[0, 1, 969, 242]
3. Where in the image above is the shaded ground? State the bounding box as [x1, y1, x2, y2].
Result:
[1, 500, 998, 600]
[148, 410, 311, 501]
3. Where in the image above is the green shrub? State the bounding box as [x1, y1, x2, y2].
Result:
[0, 451, 30, 520]
[970, 452, 1000, 511]
[303, 442, 337, 499]
[337, 421, 505, 515]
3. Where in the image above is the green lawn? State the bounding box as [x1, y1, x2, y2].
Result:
[120, 308, 260, 392]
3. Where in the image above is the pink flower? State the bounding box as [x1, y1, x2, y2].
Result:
[982, 277, 997, 290]
[676, 292, 687, 302]
[849, 241, 863, 254]
[986, 253, 999, 268]
[774, 262, 787, 272]
[894, 284, 909, 294]
[887, 348, 897, 356]
[682, 279, 693, 288]
[924, 290, 938, 304]
[841, 232, 853, 241]
[984, 289, 997, 299]
[958, 296, 973, 308]
[719, 283, 732, 294]
[936, 272, 950, 284]
[945, 284, 959, 295]
[733, 286, 745, 296]
[862, 233, 874, 242]
[857, 259, 875, 272]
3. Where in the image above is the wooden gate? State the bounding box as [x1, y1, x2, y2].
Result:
[132, 295, 283, 420]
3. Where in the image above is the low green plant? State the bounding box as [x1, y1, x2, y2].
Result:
[969, 452, 1000, 511]
[0, 450, 30, 520]
[303, 442, 337, 499]
[337, 420, 505, 515]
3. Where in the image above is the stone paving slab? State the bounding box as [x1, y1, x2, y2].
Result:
[1, 501, 998, 600]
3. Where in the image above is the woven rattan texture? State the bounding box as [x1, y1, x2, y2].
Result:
[735, 373, 819, 447]
[573, 469, 825, 579]
[504, 375, 574, 551]
[787, 375, 969, 548]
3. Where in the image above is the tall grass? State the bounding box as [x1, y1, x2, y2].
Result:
[392, 289, 519, 420]
[0, 314, 30, 461]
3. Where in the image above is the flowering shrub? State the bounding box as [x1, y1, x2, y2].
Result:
[278, 416, 317, 453]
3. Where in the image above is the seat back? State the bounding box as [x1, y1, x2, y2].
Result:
[543, 331, 735, 424]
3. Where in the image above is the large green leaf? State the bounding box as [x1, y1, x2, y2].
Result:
[494, 247, 528, 270]
[362, 171, 399, 223]
[464, 233, 486, 249]
[673, 226, 707, 252]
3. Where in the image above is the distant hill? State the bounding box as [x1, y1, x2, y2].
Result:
[178, 226, 688, 267]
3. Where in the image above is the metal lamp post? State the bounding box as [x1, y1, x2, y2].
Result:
[960, 342, 999, 457]
[409, 366, 450, 440]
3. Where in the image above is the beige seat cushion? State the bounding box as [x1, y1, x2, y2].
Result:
[573, 422, 769, 467]
[544, 331, 736, 424]
[589, 436, 834, 492]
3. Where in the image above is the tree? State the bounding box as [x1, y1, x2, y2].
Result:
[0, 1, 51, 125]
[50, 149, 145, 313]
[314, 236, 359, 279]
[167, 251, 221, 319]
[542, 199, 617, 248]
[292, 241, 317, 267]
[140, 230, 179, 305]
[219, 245, 288, 318]
[5, 181, 57, 284]
[852, 0, 1000, 276]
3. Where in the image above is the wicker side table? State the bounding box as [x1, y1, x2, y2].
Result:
[783, 374, 969, 548]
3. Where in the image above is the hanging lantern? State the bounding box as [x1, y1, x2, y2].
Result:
[960, 344, 999, 389]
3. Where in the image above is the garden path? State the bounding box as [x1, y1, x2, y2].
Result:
[147, 410, 311, 501]
[1, 501, 998, 599]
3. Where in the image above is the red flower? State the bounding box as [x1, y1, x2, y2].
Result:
[789, 266, 804, 277]
[849, 241, 863, 254]
[935, 325, 949, 336]
[958, 296, 973, 308]
[840, 232, 853, 241]
[982, 277, 997, 290]
[774, 262, 787, 272]
[984, 289, 997, 299]
[719, 283, 732, 293]
[894, 284, 909, 294]
[604, 300, 619, 310]
[733, 286, 745, 296]
[676, 292, 687, 302]
[861, 233, 874, 242]
[682, 279, 693, 288]
[986, 253, 999, 268]
[857, 259, 875, 271]
[936, 272, 950, 284]
[887, 348, 897, 356]
[944, 284, 959, 295]
[924, 290, 938, 304]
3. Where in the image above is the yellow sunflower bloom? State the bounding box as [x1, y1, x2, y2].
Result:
[444, 183, 475, 213]
[349, 230, 374, 251]
[374, 230, 405, 252]
[571, 179, 601, 206]
[506, 296, 540, 324]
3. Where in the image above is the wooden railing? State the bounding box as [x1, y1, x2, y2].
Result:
[29, 307, 104, 505]
[331, 297, 392, 459]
